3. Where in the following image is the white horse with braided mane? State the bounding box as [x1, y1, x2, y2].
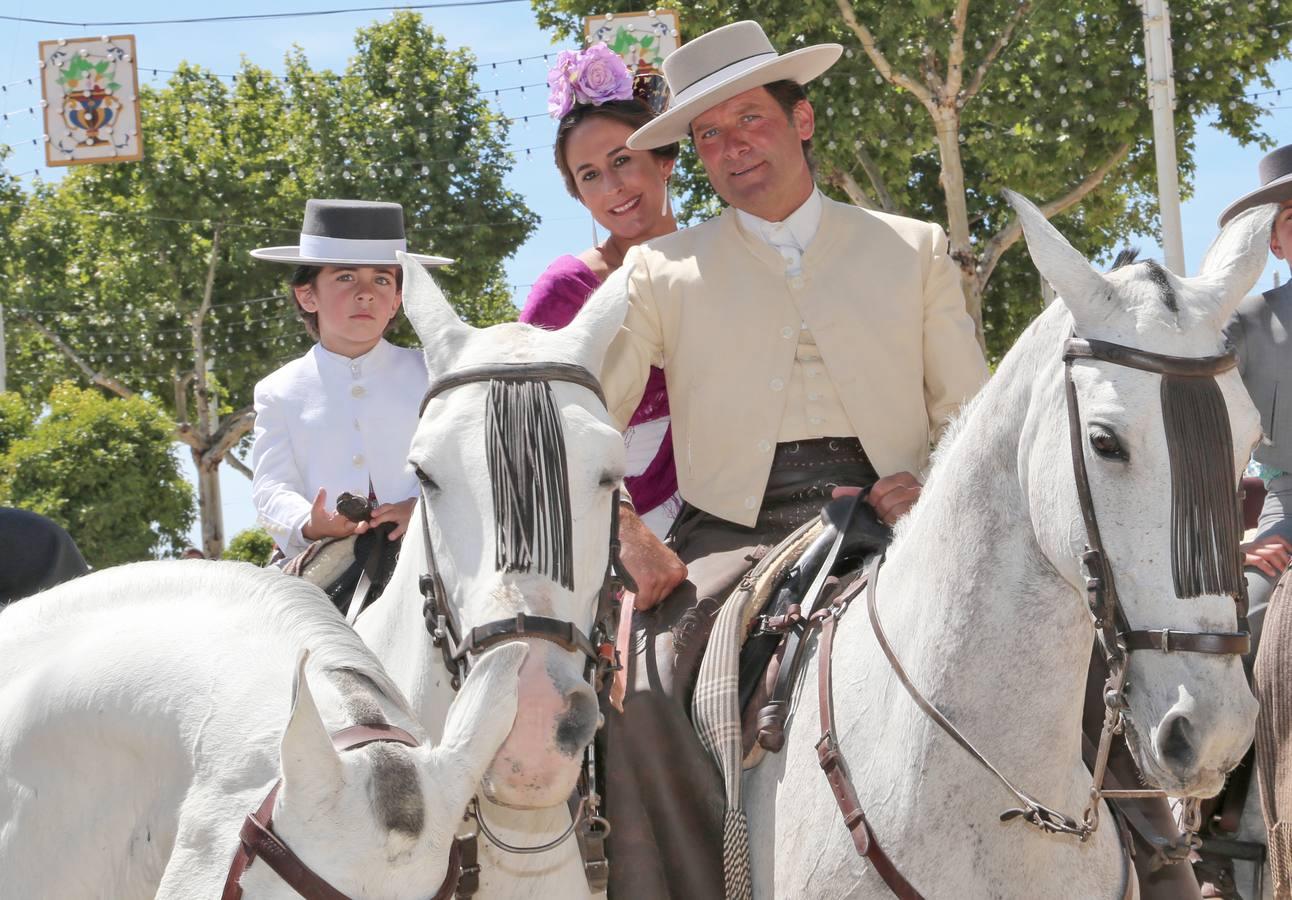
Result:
[0, 561, 528, 898]
[354, 253, 629, 897]
[742, 194, 1278, 898]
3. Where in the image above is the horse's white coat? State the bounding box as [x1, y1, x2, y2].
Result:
[743, 197, 1278, 899]
[354, 257, 631, 897]
[0, 561, 527, 899]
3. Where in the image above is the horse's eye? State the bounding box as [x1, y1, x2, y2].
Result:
[1088, 426, 1127, 461]
[414, 466, 438, 490]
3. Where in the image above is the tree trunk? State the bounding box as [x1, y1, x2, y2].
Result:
[191, 228, 224, 558]
[930, 106, 985, 351]
[194, 451, 224, 558]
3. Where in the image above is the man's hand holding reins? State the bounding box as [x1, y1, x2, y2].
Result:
[1242, 533, 1292, 579]
[618, 504, 688, 610]
[833, 471, 923, 527]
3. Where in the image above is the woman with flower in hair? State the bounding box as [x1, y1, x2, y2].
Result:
[521, 44, 683, 536]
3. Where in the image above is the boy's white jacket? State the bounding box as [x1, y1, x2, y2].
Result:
[251, 339, 429, 556]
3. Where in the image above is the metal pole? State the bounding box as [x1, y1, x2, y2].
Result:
[1140, 0, 1187, 274]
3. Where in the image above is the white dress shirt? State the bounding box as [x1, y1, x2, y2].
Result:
[735, 187, 823, 276]
[251, 339, 429, 556]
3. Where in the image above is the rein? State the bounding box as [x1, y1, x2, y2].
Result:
[414, 361, 630, 893]
[221, 724, 466, 900]
[808, 333, 1250, 898]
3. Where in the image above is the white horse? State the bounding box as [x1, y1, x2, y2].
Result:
[354, 253, 629, 896]
[743, 195, 1277, 898]
[0, 561, 527, 899]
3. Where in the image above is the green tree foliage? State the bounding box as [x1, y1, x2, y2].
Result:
[223, 527, 276, 566]
[0, 383, 194, 567]
[535, 0, 1291, 358]
[2, 12, 536, 553]
[0, 392, 34, 458]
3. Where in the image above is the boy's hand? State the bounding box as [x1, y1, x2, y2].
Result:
[367, 497, 418, 540]
[301, 488, 361, 541]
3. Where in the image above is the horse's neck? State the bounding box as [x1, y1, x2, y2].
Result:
[875, 356, 1093, 802]
[357, 512, 457, 742]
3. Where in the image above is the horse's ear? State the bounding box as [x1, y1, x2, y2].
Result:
[560, 263, 632, 376]
[429, 643, 527, 808]
[1188, 203, 1278, 325]
[280, 650, 342, 800]
[398, 252, 471, 375]
[1004, 189, 1112, 322]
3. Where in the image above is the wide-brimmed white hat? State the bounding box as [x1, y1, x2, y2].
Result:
[626, 21, 841, 151]
[251, 199, 453, 267]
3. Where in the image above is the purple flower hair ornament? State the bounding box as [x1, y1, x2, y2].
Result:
[547, 43, 634, 120]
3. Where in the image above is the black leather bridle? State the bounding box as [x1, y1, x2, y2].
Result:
[856, 333, 1254, 855]
[415, 361, 632, 692]
[413, 361, 632, 892]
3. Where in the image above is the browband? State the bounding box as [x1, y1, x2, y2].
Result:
[420, 362, 606, 416]
[1063, 338, 1237, 378]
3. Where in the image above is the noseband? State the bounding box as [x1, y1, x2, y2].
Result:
[414, 361, 629, 890]
[221, 724, 464, 900]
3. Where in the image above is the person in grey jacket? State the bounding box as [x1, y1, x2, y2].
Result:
[1222, 142, 1292, 653]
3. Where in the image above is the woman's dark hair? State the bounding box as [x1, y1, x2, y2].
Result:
[290, 264, 404, 341]
[553, 98, 680, 199]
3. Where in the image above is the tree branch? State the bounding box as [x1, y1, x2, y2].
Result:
[963, 1, 1033, 103]
[200, 405, 255, 469]
[19, 315, 135, 399]
[224, 452, 253, 480]
[826, 167, 877, 209]
[832, 0, 937, 110]
[946, 0, 972, 97]
[193, 226, 222, 442]
[975, 141, 1133, 291]
[853, 143, 900, 212]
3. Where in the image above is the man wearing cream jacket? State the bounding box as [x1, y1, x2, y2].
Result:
[598, 20, 989, 899]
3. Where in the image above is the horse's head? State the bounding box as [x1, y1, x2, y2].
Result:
[246, 644, 527, 898]
[1009, 190, 1275, 796]
[398, 254, 627, 808]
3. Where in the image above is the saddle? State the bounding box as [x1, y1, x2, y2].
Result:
[734, 496, 891, 766]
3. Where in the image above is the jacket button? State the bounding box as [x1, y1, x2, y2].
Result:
[744, 496, 757, 510]
[769, 377, 784, 392]
[351, 385, 366, 398]
[352, 454, 365, 467]
[757, 439, 771, 452]
[781, 326, 794, 339]
[789, 276, 805, 289]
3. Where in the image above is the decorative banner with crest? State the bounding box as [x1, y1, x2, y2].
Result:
[583, 10, 681, 77]
[38, 35, 143, 167]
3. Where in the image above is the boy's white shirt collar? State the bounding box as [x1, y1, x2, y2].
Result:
[735, 187, 824, 255]
[312, 337, 395, 373]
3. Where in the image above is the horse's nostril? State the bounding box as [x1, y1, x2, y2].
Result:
[1156, 712, 1198, 773]
[554, 688, 599, 756]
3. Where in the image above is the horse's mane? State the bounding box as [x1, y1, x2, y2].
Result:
[0, 561, 414, 721]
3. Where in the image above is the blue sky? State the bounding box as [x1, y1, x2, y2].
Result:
[0, 1, 1288, 550]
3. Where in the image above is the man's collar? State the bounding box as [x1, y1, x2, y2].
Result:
[734, 187, 823, 251]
